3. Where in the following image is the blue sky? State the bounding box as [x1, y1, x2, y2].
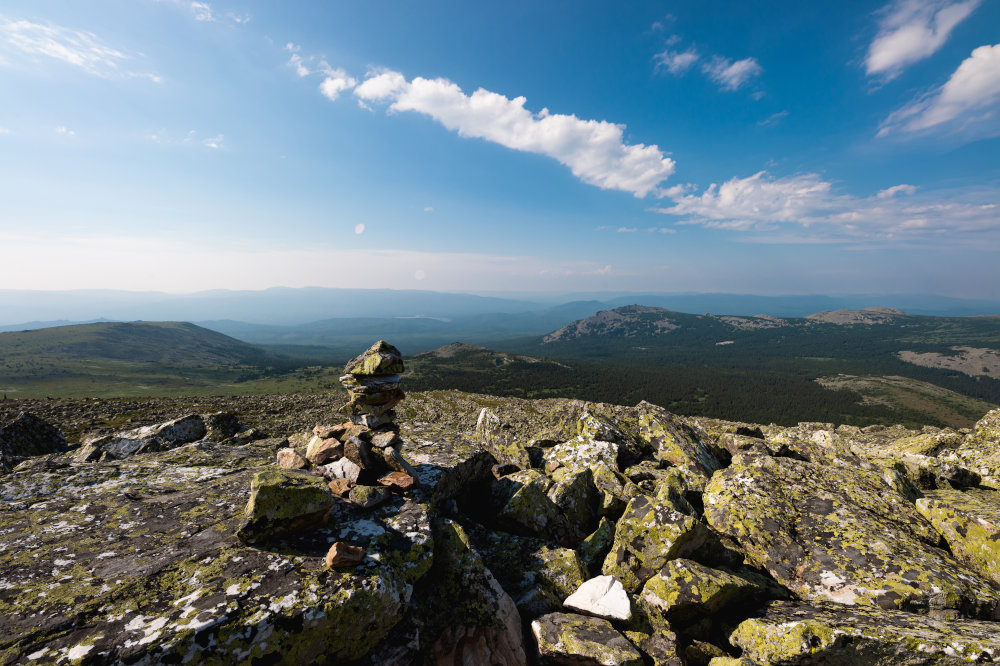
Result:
[1, 0, 998, 296]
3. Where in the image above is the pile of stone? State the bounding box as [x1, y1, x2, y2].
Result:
[272, 340, 417, 517]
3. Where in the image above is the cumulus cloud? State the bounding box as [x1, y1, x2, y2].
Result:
[352, 69, 675, 197]
[656, 170, 998, 242]
[702, 56, 763, 91]
[0, 16, 159, 81]
[865, 0, 981, 79]
[319, 68, 357, 101]
[654, 49, 699, 75]
[879, 43, 1000, 136]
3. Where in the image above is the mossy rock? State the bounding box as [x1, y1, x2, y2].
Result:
[639, 559, 776, 626]
[916, 488, 1000, 585]
[493, 469, 577, 546]
[548, 467, 601, 537]
[476, 407, 533, 470]
[343, 340, 405, 376]
[729, 600, 1000, 664]
[602, 495, 715, 593]
[236, 468, 336, 544]
[636, 401, 720, 489]
[704, 454, 1000, 617]
[531, 612, 644, 666]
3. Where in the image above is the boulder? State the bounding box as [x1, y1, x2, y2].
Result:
[639, 559, 776, 625]
[276, 447, 309, 469]
[916, 488, 1000, 585]
[343, 339, 405, 376]
[477, 408, 533, 470]
[493, 469, 577, 546]
[564, 575, 632, 622]
[0, 412, 68, 462]
[548, 467, 601, 536]
[602, 495, 715, 593]
[203, 411, 241, 440]
[85, 414, 207, 460]
[636, 401, 721, 489]
[705, 453, 1000, 617]
[532, 612, 644, 666]
[236, 468, 336, 544]
[579, 517, 616, 576]
[729, 600, 1000, 664]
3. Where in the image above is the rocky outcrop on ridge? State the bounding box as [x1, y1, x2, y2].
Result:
[2, 340, 1000, 664]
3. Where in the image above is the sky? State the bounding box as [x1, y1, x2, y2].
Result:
[1, 0, 999, 297]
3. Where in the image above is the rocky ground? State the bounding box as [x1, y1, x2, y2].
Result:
[2, 354, 1000, 664]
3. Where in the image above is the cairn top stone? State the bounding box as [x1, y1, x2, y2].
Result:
[344, 340, 405, 376]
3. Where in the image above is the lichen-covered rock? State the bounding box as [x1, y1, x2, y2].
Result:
[591, 462, 643, 518]
[579, 517, 616, 576]
[916, 488, 1000, 585]
[494, 469, 577, 546]
[423, 519, 527, 666]
[348, 484, 391, 508]
[636, 401, 721, 489]
[639, 559, 774, 625]
[203, 411, 241, 440]
[939, 408, 1000, 490]
[705, 454, 1000, 617]
[236, 468, 335, 544]
[546, 437, 621, 475]
[729, 600, 1000, 664]
[477, 407, 533, 470]
[603, 495, 715, 593]
[344, 339, 405, 376]
[0, 442, 427, 664]
[532, 612, 644, 666]
[473, 529, 587, 617]
[0, 412, 68, 464]
[548, 467, 600, 536]
[85, 414, 207, 460]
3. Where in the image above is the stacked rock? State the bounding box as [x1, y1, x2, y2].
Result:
[340, 340, 406, 428]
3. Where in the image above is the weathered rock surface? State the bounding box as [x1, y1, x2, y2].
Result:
[728, 600, 1000, 664]
[705, 452, 1000, 617]
[532, 612, 644, 666]
[564, 575, 632, 622]
[3, 370, 1000, 665]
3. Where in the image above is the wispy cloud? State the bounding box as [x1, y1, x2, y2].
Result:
[617, 227, 638, 233]
[202, 134, 224, 149]
[654, 48, 699, 75]
[654, 37, 762, 92]
[190, 1, 214, 22]
[865, 0, 981, 79]
[55, 126, 75, 136]
[351, 69, 675, 197]
[0, 15, 160, 82]
[284, 42, 357, 99]
[656, 170, 998, 244]
[879, 43, 1000, 137]
[758, 110, 789, 127]
[147, 128, 225, 149]
[0, 127, 11, 136]
[702, 56, 763, 91]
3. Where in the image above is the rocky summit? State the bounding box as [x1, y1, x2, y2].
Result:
[2, 341, 1000, 665]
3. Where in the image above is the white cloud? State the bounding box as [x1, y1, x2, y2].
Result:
[702, 56, 762, 91]
[878, 183, 918, 198]
[423, 206, 434, 212]
[617, 227, 638, 233]
[879, 43, 1000, 136]
[319, 69, 357, 101]
[654, 49, 699, 75]
[354, 223, 365, 235]
[0, 127, 10, 135]
[351, 69, 675, 197]
[190, 2, 215, 22]
[227, 12, 251, 24]
[646, 226, 676, 234]
[865, 0, 981, 79]
[202, 134, 224, 149]
[0, 16, 158, 81]
[758, 110, 789, 127]
[55, 125, 75, 136]
[657, 170, 999, 243]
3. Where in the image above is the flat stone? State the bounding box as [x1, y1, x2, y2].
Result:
[321, 457, 362, 483]
[563, 575, 632, 621]
[379, 471, 417, 491]
[325, 542, 365, 568]
[532, 612, 643, 666]
[305, 435, 343, 464]
[729, 600, 1000, 664]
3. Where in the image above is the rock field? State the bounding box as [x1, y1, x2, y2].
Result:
[2, 340, 1000, 664]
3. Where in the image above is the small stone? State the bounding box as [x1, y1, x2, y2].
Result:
[378, 472, 417, 491]
[313, 423, 348, 439]
[305, 436, 343, 465]
[563, 575, 632, 621]
[321, 457, 362, 483]
[325, 542, 365, 568]
[370, 430, 402, 449]
[276, 447, 309, 470]
[348, 485, 391, 509]
[328, 478, 354, 497]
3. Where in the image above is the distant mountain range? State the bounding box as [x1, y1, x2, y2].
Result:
[2, 287, 998, 330]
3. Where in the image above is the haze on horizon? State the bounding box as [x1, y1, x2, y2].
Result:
[1, 1, 998, 298]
